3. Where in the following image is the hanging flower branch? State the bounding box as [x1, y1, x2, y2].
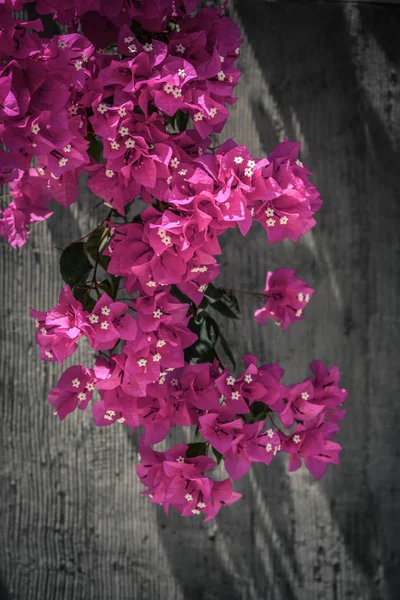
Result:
[0, 0, 347, 520]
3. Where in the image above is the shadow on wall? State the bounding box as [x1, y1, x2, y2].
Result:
[126, 1, 400, 599]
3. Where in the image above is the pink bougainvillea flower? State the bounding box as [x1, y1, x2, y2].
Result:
[48, 365, 96, 420]
[254, 268, 314, 330]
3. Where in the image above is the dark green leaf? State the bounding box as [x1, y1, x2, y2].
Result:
[60, 243, 92, 288]
[249, 401, 270, 423]
[218, 331, 236, 370]
[201, 313, 219, 346]
[71, 284, 96, 312]
[212, 447, 224, 465]
[186, 442, 208, 458]
[210, 299, 240, 320]
[170, 284, 193, 306]
[87, 135, 103, 162]
[204, 283, 224, 304]
[83, 227, 111, 270]
[97, 279, 113, 296]
[84, 228, 104, 262]
[175, 110, 190, 132]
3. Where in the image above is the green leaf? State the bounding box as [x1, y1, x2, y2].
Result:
[84, 227, 111, 270]
[170, 284, 193, 306]
[186, 442, 208, 458]
[249, 401, 270, 423]
[210, 299, 240, 320]
[212, 447, 224, 465]
[60, 242, 92, 288]
[87, 135, 103, 162]
[71, 284, 96, 312]
[204, 283, 224, 304]
[174, 110, 190, 132]
[218, 331, 236, 370]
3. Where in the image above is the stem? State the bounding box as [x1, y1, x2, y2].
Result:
[223, 288, 265, 299]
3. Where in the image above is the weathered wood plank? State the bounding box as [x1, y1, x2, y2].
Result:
[0, 1, 399, 599]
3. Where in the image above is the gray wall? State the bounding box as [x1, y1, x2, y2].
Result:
[1, 1, 399, 599]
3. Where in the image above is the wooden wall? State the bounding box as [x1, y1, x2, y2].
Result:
[1, 1, 399, 598]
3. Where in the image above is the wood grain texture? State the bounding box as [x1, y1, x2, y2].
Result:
[1, 1, 399, 599]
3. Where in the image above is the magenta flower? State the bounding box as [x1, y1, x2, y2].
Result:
[254, 268, 314, 330]
[280, 421, 342, 480]
[48, 365, 96, 420]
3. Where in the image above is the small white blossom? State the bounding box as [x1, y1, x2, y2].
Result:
[301, 391, 310, 400]
[89, 314, 99, 324]
[164, 83, 174, 94]
[295, 159, 303, 167]
[156, 340, 166, 348]
[118, 107, 127, 118]
[119, 126, 129, 137]
[86, 382, 95, 392]
[198, 284, 208, 292]
[72, 378, 80, 388]
[265, 208, 274, 217]
[217, 70, 226, 81]
[226, 376, 235, 386]
[128, 44, 137, 54]
[63, 144, 72, 153]
[267, 429, 274, 438]
[244, 374, 253, 384]
[194, 111, 203, 121]
[105, 169, 115, 178]
[125, 138, 136, 149]
[172, 87, 182, 99]
[143, 42, 153, 52]
[266, 443, 272, 452]
[231, 391, 240, 400]
[298, 293, 304, 301]
[279, 216, 289, 225]
[111, 140, 120, 150]
[244, 167, 253, 177]
[191, 509, 201, 515]
[58, 40, 67, 49]
[45, 351, 53, 358]
[100, 321, 109, 330]
[178, 69, 186, 79]
[293, 434, 301, 444]
[176, 456, 185, 463]
[77, 392, 86, 401]
[197, 502, 206, 509]
[31, 124, 40, 134]
[266, 218, 276, 227]
[97, 103, 108, 114]
[209, 107, 217, 118]
[58, 157, 68, 167]
[137, 358, 147, 367]
[185, 493, 193, 501]
[75, 60, 83, 71]
[176, 44, 185, 54]
[296, 309, 303, 317]
[153, 309, 163, 319]
[124, 36, 134, 43]
[153, 353, 162, 362]
[170, 157, 180, 168]
[234, 156, 244, 164]
[178, 169, 187, 176]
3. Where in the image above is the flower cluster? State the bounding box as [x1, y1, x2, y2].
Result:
[1, 0, 347, 519]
